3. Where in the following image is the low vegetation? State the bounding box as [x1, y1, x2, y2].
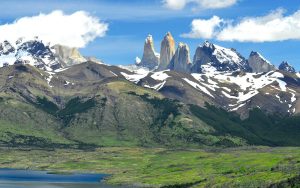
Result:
[0, 147, 300, 187]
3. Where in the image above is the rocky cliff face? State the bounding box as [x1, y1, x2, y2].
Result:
[53, 44, 86, 66]
[139, 35, 160, 70]
[0, 40, 15, 55]
[248, 51, 276, 73]
[279, 61, 296, 73]
[170, 42, 191, 73]
[192, 41, 250, 72]
[158, 32, 175, 70]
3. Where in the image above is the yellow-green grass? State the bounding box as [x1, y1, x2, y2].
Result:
[0, 147, 300, 187]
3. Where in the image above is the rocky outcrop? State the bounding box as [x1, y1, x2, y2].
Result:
[139, 35, 160, 70]
[158, 32, 175, 70]
[0, 40, 15, 55]
[248, 51, 276, 73]
[170, 42, 191, 73]
[53, 44, 86, 66]
[191, 41, 250, 72]
[279, 61, 296, 73]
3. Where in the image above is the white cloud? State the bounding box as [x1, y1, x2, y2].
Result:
[0, 10, 108, 48]
[181, 16, 223, 39]
[162, 0, 237, 10]
[217, 9, 300, 42]
[163, 0, 187, 10]
[199, 0, 237, 9]
[182, 9, 300, 42]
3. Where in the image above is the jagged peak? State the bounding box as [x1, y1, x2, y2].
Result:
[249, 51, 272, 65]
[178, 42, 188, 48]
[250, 51, 259, 56]
[166, 31, 172, 36]
[163, 32, 174, 41]
[202, 40, 214, 48]
[145, 34, 153, 43]
[279, 61, 296, 73]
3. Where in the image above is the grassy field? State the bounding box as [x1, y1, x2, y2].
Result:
[0, 147, 300, 187]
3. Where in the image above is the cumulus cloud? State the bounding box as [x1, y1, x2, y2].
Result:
[0, 10, 108, 48]
[217, 9, 300, 42]
[181, 16, 223, 39]
[182, 9, 300, 42]
[162, 0, 237, 10]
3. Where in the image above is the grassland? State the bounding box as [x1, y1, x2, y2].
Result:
[0, 147, 300, 187]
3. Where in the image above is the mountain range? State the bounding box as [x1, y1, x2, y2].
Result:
[0, 33, 299, 148]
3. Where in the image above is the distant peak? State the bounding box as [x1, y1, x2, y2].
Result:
[146, 34, 153, 42]
[280, 61, 289, 66]
[178, 42, 188, 48]
[163, 32, 174, 42]
[202, 40, 214, 49]
[279, 61, 296, 73]
[250, 51, 259, 56]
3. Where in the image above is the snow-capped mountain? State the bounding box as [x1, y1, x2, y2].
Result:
[192, 41, 251, 72]
[0, 38, 87, 71]
[0, 38, 57, 71]
[0, 33, 299, 119]
[123, 33, 300, 118]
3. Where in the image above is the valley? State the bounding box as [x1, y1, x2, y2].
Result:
[0, 147, 300, 187]
[0, 32, 300, 188]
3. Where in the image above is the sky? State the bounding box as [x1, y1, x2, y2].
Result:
[0, 0, 299, 70]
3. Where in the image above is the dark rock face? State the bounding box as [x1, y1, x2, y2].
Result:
[279, 61, 296, 73]
[248, 51, 276, 73]
[158, 32, 175, 71]
[191, 41, 251, 72]
[0, 40, 15, 55]
[139, 35, 160, 70]
[18, 40, 54, 58]
[169, 42, 191, 73]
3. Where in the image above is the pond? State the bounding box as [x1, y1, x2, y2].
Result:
[0, 168, 129, 188]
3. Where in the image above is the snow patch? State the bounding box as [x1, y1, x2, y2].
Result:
[291, 92, 296, 103]
[212, 44, 243, 66]
[151, 71, 170, 81]
[54, 67, 70, 72]
[109, 71, 118, 77]
[135, 57, 141, 64]
[230, 103, 246, 111]
[121, 71, 148, 83]
[144, 81, 166, 91]
[183, 78, 214, 98]
[276, 79, 287, 92]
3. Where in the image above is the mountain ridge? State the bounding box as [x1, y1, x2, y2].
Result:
[0, 33, 299, 148]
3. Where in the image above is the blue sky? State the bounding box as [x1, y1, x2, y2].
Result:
[0, 0, 299, 70]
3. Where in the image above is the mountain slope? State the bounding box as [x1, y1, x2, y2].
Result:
[0, 62, 300, 148]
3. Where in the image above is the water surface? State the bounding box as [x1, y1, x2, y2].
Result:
[0, 168, 129, 188]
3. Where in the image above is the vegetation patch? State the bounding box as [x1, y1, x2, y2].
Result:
[0, 147, 300, 187]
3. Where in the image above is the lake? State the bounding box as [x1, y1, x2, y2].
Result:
[0, 168, 130, 188]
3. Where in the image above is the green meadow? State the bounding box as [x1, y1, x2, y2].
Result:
[0, 147, 300, 187]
